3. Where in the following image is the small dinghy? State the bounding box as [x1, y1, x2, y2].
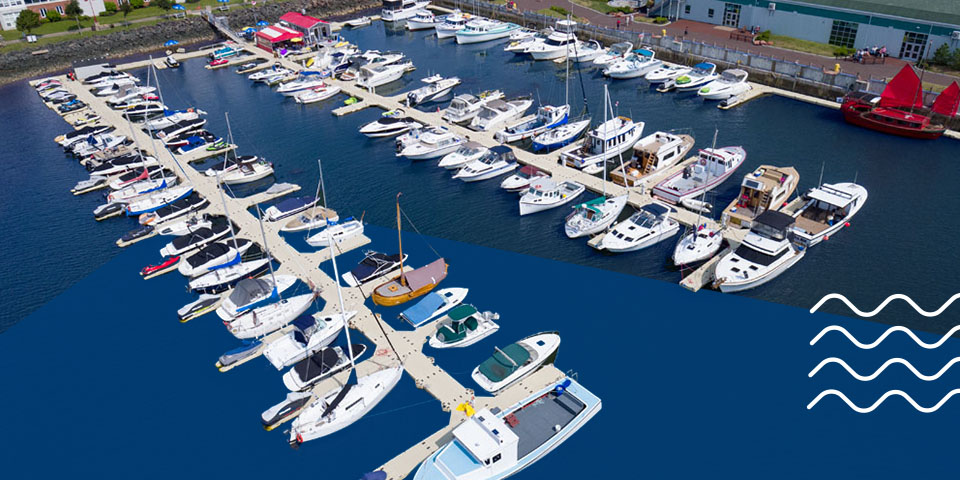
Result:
[341, 251, 407, 287]
[225, 293, 316, 340]
[428, 305, 500, 348]
[265, 196, 319, 222]
[177, 294, 221, 323]
[138, 192, 209, 225]
[159, 216, 235, 257]
[263, 311, 354, 369]
[281, 344, 368, 392]
[261, 391, 313, 431]
[216, 274, 298, 320]
[178, 239, 252, 277]
[188, 258, 272, 294]
[399, 287, 468, 328]
[216, 340, 263, 371]
[471, 331, 560, 394]
[280, 207, 339, 233]
[304, 217, 364, 247]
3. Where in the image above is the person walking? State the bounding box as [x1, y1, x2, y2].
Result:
[617, 19, 621, 30]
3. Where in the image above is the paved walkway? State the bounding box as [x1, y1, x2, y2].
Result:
[514, 0, 959, 87]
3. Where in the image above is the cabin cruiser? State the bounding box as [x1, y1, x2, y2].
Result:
[456, 18, 521, 44]
[453, 145, 518, 182]
[188, 257, 272, 294]
[204, 155, 261, 177]
[442, 89, 504, 124]
[159, 216, 235, 257]
[503, 27, 550, 55]
[278, 345, 368, 393]
[178, 239, 253, 277]
[249, 66, 293, 82]
[57, 124, 114, 147]
[435, 9, 468, 38]
[560, 116, 643, 174]
[646, 62, 692, 84]
[698, 69, 750, 100]
[288, 365, 404, 444]
[356, 61, 413, 89]
[592, 42, 632, 67]
[610, 131, 695, 187]
[469, 97, 533, 132]
[781, 182, 867, 247]
[564, 194, 629, 238]
[406, 75, 461, 106]
[263, 311, 352, 369]
[501, 165, 549, 192]
[412, 377, 601, 480]
[122, 185, 193, 216]
[406, 9, 437, 30]
[438, 142, 487, 170]
[226, 293, 316, 340]
[652, 146, 746, 205]
[427, 305, 499, 348]
[526, 20, 579, 61]
[220, 158, 274, 185]
[264, 196, 319, 222]
[138, 192, 210, 226]
[721, 165, 799, 229]
[667, 62, 719, 92]
[471, 332, 560, 393]
[106, 86, 158, 106]
[152, 118, 206, 139]
[518, 179, 585, 215]
[495, 104, 569, 143]
[304, 217, 365, 247]
[715, 211, 806, 292]
[142, 109, 205, 133]
[570, 40, 604, 63]
[359, 109, 423, 137]
[381, 0, 429, 21]
[604, 49, 661, 79]
[595, 202, 679, 252]
[277, 71, 328, 96]
[280, 206, 340, 233]
[396, 126, 465, 160]
[342, 251, 407, 287]
[294, 83, 341, 104]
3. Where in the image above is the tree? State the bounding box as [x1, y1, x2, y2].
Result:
[65, 0, 82, 19]
[104, 2, 117, 14]
[15, 9, 40, 34]
[120, 1, 133, 19]
[155, 0, 173, 9]
[130, 0, 144, 8]
[46, 10, 61, 22]
[931, 44, 951, 66]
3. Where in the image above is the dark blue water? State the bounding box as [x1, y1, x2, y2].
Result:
[2, 20, 960, 479]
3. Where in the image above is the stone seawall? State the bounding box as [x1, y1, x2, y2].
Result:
[0, 0, 379, 86]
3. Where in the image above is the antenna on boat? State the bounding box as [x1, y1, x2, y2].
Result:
[817, 160, 825, 187]
[695, 127, 719, 228]
[305, 159, 329, 239]
[853, 170, 859, 184]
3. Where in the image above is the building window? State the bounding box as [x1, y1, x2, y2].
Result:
[39, 7, 46, 17]
[828, 20, 859, 49]
[684, 5, 690, 14]
[899, 31, 928, 61]
[56, 5, 63, 14]
[708, 8, 714, 18]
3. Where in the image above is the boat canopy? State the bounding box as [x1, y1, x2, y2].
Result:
[478, 343, 530, 382]
[634, 48, 654, 57]
[293, 347, 341, 382]
[754, 210, 795, 231]
[274, 196, 314, 213]
[576, 196, 607, 214]
[229, 278, 274, 308]
[807, 186, 854, 208]
[404, 258, 446, 291]
[400, 291, 446, 327]
[879, 64, 923, 109]
[641, 203, 670, 217]
[489, 145, 513, 156]
[694, 62, 715, 71]
[436, 307, 479, 344]
[932, 81, 960, 117]
[448, 304, 478, 321]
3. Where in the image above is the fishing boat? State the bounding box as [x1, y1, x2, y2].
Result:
[372, 196, 448, 307]
[138, 191, 209, 225]
[559, 116, 642, 174]
[427, 305, 499, 348]
[413, 377, 600, 480]
[345, 16, 372, 28]
[188, 258, 272, 294]
[263, 311, 352, 369]
[500, 165, 548, 192]
[280, 206, 340, 232]
[294, 83, 342, 104]
[342, 251, 408, 287]
[652, 146, 746, 205]
[603, 49, 661, 79]
[518, 178, 584, 216]
[435, 10, 468, 38]
[646, 63, 692, 84]
[406, 75, 461, 106]
[158, 216, 234, 257]
[663, 62, 718, 92]
[469, 97, 534, 132]
[456, 18, 521, 44]
[592, 42, 632, 67]
[220, 158, 274, 185]
[452, 145, 518, 182]
[609, 131, 695, 187]
[226, 293, 316, 340]
[594, 202, 680, 252]
[721, 165, 799, 229]
[714, 211, 806, 292]
[277, 71, 328, 96]
[438, 142, 488, 170]
[124, 185, 193, 216]
[526, 19, 579, 61]
[495, 104, 569, 143]
[399, 287, 468, 328]
[216, 275, 298, 320]
[442, 90, 505, 124]
[564, 195, 628, 238]
[178, 239, 252, 277]
[359, 109, 423, 137]
[698, 68, 750, 100]
[356, 61, 414, 89]
[471, 331, 560, 394]
[278, 344, 368, 392]
[264, 196, 319, 222]
[381, 0, 429, 21]
[304, 217, 365, 247]
[840, 64, 959, 139]
[406, 9, 437, 30]
[780, 182, 868, 247]
[396, 126, 465, 160]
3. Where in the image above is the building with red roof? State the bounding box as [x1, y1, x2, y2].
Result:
[255, 24, 303, 53]
[278, 12, 331, 46]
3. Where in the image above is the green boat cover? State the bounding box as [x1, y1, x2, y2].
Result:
[478, 343, 530, 383]
[576, 196, 606, 215]
[436, 310, 480, 344]
[448, 304, 478, 321]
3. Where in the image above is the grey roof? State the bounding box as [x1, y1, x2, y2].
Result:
[778, 0, 960, 27]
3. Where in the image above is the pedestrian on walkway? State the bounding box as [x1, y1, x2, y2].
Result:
[617, 19, 621, 30]
[684, 27, 688, 36]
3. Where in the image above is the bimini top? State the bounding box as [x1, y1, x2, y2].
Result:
[808, 184, 857, 208]
[633, 48, 654, 57]
[478, 343, 530, 383]
[754, 210, 795, 231]
[489, 145, 514, 156]
[694, 62, 716, 71]
[640, 202, 671, 217]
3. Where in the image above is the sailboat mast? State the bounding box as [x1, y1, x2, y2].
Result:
[255, 204, 280, 299]
[327, 220, 356, 372]
[151, 57, 166, 108]
[693, 128, 717, 229]
[306, 159, 328, 238]
[396, 192, 406, 287]
[217, 113, 240, 252]
[910, 65, 925, 115]
[564, 16, 569, 108]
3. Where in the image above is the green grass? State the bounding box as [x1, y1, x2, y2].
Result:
[1, 18, 167, 54]
[570, 0, 631, 14]
[768, 34, 838, 57]
[2, 18, 96, 41]
[537, 8, 587, 23]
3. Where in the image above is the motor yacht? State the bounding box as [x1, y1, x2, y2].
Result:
[356, 61, 413, 89]
[500, 165, 549, 192]
[381, 0, 429, 21]
[396, 126, 465, 160]
[406, 75, 461, 106]
[178, 239, 253, 277]
[427, 305, 500, 349]
[494, 104, 569, 143]
[780, 182, 868, 247]
[359, 109, 423, 137]
[263, 311, 353, 369]
[714, 211, 806, 292]
[646, 62, 692, 84]
[456, 18, 521, 44]
[603, 49, 661, 79]
[294, 83, 341, 104]
[305, 217, 365, 247]
[452, 145, 518, 182]
[698, 69, 750, 100]
[595, 202, 680, 252]
[721, 165, 799, 229]
[435, 9, 468, 38]
[592, 41, 632, 67]
[666, 62, 718, 92]
[564, 194, 629, 238]
[469, 97, 533, 132]
[405, 9, 437, 30]
[438, 141, 487, 170]
[652, 146, 746, 204]
[441, 89, 505, 123]
[471, 332, 560, 393]
[560, 116, 643, 174]
[526, 19, 579, 61]
[277, 71, 327, 96]
[609, 131, 695, 187]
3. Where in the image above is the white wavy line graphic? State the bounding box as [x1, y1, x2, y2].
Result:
[809, 357, 960, 381]
[807, 389, 960, 413]
[809, 293, 960, 317]
[809, 325, 960, 349]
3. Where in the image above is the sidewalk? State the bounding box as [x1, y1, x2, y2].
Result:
[514, 0, 958, 87]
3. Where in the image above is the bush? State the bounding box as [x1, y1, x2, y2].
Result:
[653, 16, 668, 24]
[103, 1, 117, 13]
[155, 0, 173, 9]
[15, 9, 40, 33]
[549, 6, 569, 16]
[931, 43, 951, 66]
[186, 0, 201, 3]
[130, 0, 144, 8]
[613, 7, 633, 14]
[755, 29, 771, 42]
[833, 46, 853, 57]
[46, 10, 61, 21]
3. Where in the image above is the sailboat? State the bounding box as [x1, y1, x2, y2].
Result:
[841, 64, 960, 139]
[288, 188, 404, 446]
[530, 39, 591, 151]
[371, 194, 448, 307]
[564, 84, 628, 238]
[672, 129, 724, 266]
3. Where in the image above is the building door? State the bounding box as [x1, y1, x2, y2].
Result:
[899, 32, 928, 61]
[723, 3, 741, 28]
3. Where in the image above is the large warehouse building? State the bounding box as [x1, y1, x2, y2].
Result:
[668, 0, 960, 61]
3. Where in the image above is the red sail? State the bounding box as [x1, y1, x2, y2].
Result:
[879, 64, 924, 109]
[932, 81, 960, 117]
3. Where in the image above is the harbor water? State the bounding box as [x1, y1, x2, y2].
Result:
[1, 19, 959, 479]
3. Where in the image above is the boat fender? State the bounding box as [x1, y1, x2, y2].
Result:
[844, 222, 850, 227]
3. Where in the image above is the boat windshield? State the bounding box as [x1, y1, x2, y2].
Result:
[477, 107, 497, 120]
[752, 222, 786, 241]
[629, 210, 657, 228]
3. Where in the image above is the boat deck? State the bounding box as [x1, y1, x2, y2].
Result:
[508, 390, 584, 459]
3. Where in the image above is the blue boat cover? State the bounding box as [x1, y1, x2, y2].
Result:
[695, 62, 715, 70]
[210, 252, 241, 271]
[360, 473, 387, 480]
[634, 48, 654, 56]
[400, 292, 445, 327]
[291, 314, 315, 332]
